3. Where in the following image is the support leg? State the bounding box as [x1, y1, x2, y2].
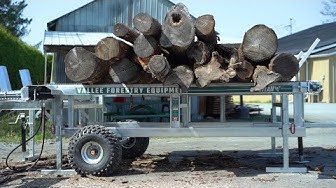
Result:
[41, 96, 76, 175]
[266, 94, 307, 173]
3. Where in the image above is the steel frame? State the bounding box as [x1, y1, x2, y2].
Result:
[0, 81, 326, 174]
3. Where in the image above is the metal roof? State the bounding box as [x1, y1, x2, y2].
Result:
[278, 22, 336, 55]
[43, 31, 114, 52]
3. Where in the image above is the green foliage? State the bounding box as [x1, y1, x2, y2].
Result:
[0, 111, 54, 143]
[321, 0, 336, 22]
[0, 26, 44, 89]
[0, 0, 32, 38]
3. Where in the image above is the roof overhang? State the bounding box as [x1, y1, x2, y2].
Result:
[43, 31, 116, 53]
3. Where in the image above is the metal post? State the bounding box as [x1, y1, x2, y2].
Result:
[21, 116, 26, 161]
[27, 110, 36, 161]
[266, 94, 307, 173]
[68, 96, 75, 128]
[220, 96, 226, 122]
[294, 93, 308, 163]
[271, 94, 277, 153]
[41, 95, 77, 175]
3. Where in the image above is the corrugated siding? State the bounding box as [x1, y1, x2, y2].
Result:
[54, 0, 173, 32]
[310, 58, 330, 103]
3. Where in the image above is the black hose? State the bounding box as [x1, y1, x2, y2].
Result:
[5, 103, 47, 172]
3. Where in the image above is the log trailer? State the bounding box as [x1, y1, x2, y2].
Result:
[1, 79, 330, 175]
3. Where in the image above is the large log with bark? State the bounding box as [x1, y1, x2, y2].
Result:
[160, 3, 195, 54]
[164, 65, 194, 91]
[195, 14, 217, 45]
[269, 53, 299, 81]
[95, 37, 130, 61]
[113, 23, 140, 43]
[242, 24, 278, 62]
[133, 12, 161, 38]
[65, 47, 111, 83]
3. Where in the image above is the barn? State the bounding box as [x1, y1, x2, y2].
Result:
[278, 22, 336, 103]
[43, 0, 175, 83]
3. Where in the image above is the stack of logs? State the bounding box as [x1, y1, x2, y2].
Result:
[64, 3, 299, 92]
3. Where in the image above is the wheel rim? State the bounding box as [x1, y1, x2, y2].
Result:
[121, 138, 136, 149]
[81, 141, 104, 165]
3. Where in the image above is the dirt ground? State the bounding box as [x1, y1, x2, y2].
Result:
[1, 103, 336, 188]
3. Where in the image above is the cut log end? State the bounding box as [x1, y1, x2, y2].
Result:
[195, 14, 217, 44]
[269, 53, 299, 81]
[160, 3, 195, 54]
[164, 65, 194, 91]
[186, 41, 211, 67]
[95, 37, 130, 61]
[242, 24, 278, 62]
[133, 12, 161, 37]
[109, 58, 141, 83]
[113, 23, 140, 43]
[65, 47, 110, 83]
[148, 55, 171, 81]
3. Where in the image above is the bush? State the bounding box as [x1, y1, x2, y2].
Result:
[0, 26, 44, 89]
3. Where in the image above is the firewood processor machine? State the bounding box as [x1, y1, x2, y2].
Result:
[1, 39, 335, 175]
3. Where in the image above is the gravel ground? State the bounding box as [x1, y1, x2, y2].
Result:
[1, 103, 336, 188]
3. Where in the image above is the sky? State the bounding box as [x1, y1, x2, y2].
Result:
[22, 0, 326, 48]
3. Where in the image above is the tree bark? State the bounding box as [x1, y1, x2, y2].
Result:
[95, 37, 130, 61]
[164, 65, 194, 91]
[65, 47, 110, 83]
[109, 58, 142, 83]
[194, 51, 232, 87]
[148, 55, 171, 82]
[242, 24, 278, 62]
[251, 65, 281, 91]
[195, 14, 217, 44]
[133, 12, 162, 38]
[160, 3, 195, 54]
[186, 41, 211, 68]
[113, 23, 140, 43]
[269, 53, 299, 81]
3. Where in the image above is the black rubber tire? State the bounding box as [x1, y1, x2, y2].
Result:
[68, 125, 122, 176]
[121, 137, 149, 159]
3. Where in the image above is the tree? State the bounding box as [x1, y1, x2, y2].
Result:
[321, 0, 336, 22]
[0, 0, 32, 38]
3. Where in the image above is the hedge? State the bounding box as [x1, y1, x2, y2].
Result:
[0, 26, 44, 89]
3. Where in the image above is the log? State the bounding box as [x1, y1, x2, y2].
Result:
[164, 65, 194, 91]
[269, 53, 299, 81]
[148, 55, 171, 82]
[186, 41, 211, 68]
[160, 3, 195, 54]
[133, 34, 161, 71]
[133, 12, 161, 37]
[195, 14, 217, 44]
[230, 60, 254, 82]
[65, 47, 110, 83]
[95, 37, 130, 61]
[215, 44, 239, 66]
[251, 65, 281, 91]
[113, 23, 140, 43]
[109, 58, 142, 83]
[133, 34, 160, 59]
[242, 24, 278, 62]
[194, 51, 232, 87]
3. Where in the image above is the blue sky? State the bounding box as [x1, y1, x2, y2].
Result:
[22, 0, 326, 47]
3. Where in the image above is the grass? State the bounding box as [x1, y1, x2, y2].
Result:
[0, 111, 54, 143]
